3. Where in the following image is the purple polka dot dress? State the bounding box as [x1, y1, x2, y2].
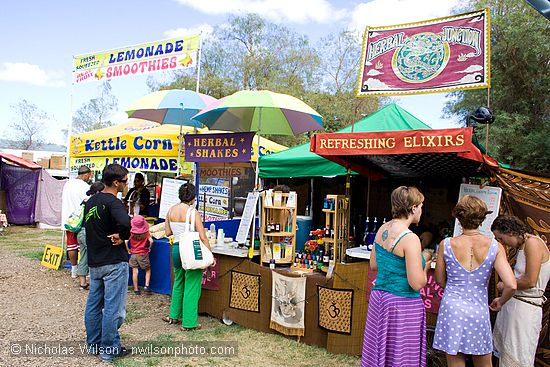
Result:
[433, 237, 498, 355]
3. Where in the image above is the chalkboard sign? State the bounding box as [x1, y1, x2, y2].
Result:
[159, 178, 187, 219]
[452, 183, 502, 239]
[235, 191, 260, 244]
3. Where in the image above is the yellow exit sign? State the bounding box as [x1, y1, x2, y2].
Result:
[41, 244, 63, 270]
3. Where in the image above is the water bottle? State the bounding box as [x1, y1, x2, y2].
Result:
[367, 217, 378, 250]
[362, 217, 370, 247]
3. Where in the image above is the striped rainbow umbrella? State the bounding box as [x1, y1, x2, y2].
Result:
[191, 90, 323, 135]
[125, 89, 217, 127]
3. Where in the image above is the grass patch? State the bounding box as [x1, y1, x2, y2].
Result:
[126, 303, 147, 324]
[0, 225, 62, 260]
[195, 323, 244, 338]
[114, 357, 161, 367]
[0, 226, 74, 272]
[21, 250, 46, 261]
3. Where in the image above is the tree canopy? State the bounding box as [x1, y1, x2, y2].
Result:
[148, 13, 378, 147]
[445, 0, 550, 173]
[9, 99, 48, 150]
[72, 81, 119, 134]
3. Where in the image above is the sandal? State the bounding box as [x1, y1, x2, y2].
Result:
[162, 316, 181, 325]
[79, 283, 89, 290]
[181, 324, 202, 331]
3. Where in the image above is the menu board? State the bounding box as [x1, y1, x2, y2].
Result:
[198, 184, 230, 222]
[158, 178, 187, 219]
[235, 191, 260, 244]
[452, 184, 502, 239]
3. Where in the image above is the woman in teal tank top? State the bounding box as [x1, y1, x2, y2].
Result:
[362, 186, 432, 367]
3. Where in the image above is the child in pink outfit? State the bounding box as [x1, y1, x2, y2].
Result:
[127, 215, 153, 295]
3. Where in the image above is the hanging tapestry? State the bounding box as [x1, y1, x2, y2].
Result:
[270, 271, 306, 336]
[357, 9, 490, 96]
[229, 270, 260, 313]
[318, 285, 354, 335]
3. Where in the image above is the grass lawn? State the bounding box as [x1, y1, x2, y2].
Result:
[0, 225, 62, 259]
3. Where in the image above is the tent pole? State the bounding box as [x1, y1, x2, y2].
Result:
[251, 108, 262, 250]
[177, 124, 183, 176]
[195, 34, 202, 93]
[485, 88, 491, 155]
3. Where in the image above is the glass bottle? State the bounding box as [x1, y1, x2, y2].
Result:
[362, 217, 370, 246]
[367, 217, 378, 250]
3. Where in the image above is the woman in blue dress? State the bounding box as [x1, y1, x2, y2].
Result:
[433, 195, 516, 367]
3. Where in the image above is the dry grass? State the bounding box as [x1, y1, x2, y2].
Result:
[0, 226, 361, 367]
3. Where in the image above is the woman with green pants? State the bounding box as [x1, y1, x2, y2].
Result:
[162, 183, 214, 330]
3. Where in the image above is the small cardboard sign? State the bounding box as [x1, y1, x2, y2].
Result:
[41, 244, 63, 270]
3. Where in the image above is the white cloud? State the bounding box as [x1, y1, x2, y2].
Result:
[444, 72, 482, 84]
[0, 62, 66, 87]
[172, 0, 346, 23]
[366, 69, 383, 76]
[164, 23, 214, 39]
[364, 78, 392, 90]
[349, 0, 461, 32]
[456, 64, 483, 73]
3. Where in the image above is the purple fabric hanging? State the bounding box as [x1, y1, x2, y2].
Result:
[35, 170, 67, 226]
[0, 162, 40, 224]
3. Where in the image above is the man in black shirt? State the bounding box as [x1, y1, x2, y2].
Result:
[84, 164, 131, 363]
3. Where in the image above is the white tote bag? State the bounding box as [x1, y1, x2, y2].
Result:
[179, 208, 214, 270]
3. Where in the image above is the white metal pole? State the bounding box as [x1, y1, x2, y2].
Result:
[192, 34, 203, 188]
[176, 122, 183, 176]
[195, 34, 203, 93]
[250, 108, 262, 249]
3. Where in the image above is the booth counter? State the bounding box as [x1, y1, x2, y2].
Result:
[131, 235, 372, 355]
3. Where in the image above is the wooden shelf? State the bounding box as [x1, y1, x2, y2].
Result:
[262, 258, 293, 265]
[261, 192, 297, 265]
[264, 232, 295, 237]
[322, 194, 349, 264]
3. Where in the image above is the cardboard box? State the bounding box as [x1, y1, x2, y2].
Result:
[49, 155, 66, 169]
[22, 152, 34, 162]
[37, 158, 50, 169]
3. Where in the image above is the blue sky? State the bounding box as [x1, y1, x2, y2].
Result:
[0, 0, 463, 148]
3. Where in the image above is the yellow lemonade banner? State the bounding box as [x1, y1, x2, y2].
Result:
[73, 35, 200, 84]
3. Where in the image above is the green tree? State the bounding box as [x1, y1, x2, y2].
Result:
[149, 15, 379, 147]
[9, 99, 48, 149]
[72, 81, 118, 134]
[445, 0, 550, 172]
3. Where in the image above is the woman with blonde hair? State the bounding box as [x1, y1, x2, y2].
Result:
[491, 215, 550, 367]
[362, 186, 431, 367]
[434, 195, 516, 367]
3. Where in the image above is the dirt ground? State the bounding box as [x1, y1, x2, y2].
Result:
[0, 227, 360, 367]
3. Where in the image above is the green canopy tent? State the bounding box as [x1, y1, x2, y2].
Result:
[258, 103, 432, 178]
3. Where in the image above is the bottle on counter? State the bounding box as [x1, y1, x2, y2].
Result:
[323, 246, 330, 265]
[362, 217, 370, 246]
[367, 217, 378, 251]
